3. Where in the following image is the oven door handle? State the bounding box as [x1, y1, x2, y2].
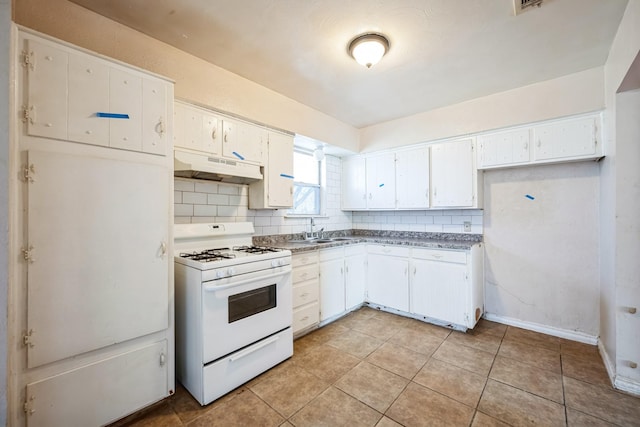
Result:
[203, 268, 291, 293]
[228, 335, 280, 362]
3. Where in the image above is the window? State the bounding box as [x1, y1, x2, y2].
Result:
[288, 150, 322, 216]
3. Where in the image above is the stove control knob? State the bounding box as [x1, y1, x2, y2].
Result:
[216, 270, 226, 279]
[271, 259, 282, 268]
[227, 268, 236, 276]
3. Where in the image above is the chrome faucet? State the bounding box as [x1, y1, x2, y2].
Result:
[305, 218, 323, 240]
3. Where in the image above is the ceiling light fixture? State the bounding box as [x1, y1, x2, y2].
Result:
[348, 33, 390, 68]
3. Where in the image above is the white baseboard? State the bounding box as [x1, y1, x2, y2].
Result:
[598, 339, 617, 386]
[483, 313, 598, 344]
[615, 376, 640, 396]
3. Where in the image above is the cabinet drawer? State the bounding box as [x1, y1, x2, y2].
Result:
[367, 245, 410, 257]
[293, 264, 318, 283]
[293, 303, 319, 332]
[412, 248, 467, 264]
[319, 247, 345, 262]
[345, 244, 366, 257]
[293, 281, 319, 307]
[292, 252, 318, 267]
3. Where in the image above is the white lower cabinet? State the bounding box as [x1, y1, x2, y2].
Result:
[410, 246, 484, 329]
[320, 248, 346, 322]
[292, 251, 320, 335]
[318, 245, 367, 323]
[366, 245, 410, 312]
[345, 246, 367, 310]
[25, 341, 168, 427]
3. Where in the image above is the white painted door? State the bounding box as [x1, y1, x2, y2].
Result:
[67, 53, 109, 146]
[25, 150, 169, 368]
[366, 153, 396, 209]
[24, 38, 68, 140]
[477, 129, 530, 168]
[533, 116, 597, 161]
[320, 256, 345, 321]
[367, 253, 409, 312]
[266, 132, 294, 207]
[25, 341, 168, 427]
[341, 156, 367, 210]
[109, 68, 143, 151]
[410, 258, 467, 326]
[396, 146, 429, 209]
[345, 252, 367, 310]
[431, 139, 474, 208]
[142, 78, 167, 155]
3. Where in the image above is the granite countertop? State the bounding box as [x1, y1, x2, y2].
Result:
[254, 230, 482, 254]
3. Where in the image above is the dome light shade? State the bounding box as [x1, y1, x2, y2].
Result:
[348, 33, 390, 68]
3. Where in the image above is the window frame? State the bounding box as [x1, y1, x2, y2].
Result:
[286, 148, 327, 218]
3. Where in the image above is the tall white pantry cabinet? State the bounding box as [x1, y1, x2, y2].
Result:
[9, 27, 175, 426]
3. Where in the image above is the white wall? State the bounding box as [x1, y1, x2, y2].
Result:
[174, 155, 352, 235]
[601, 0, 640, 381]
[360, 67, 604, 152]
[483, 162, 601, 339]
[0, 0, 10, 423]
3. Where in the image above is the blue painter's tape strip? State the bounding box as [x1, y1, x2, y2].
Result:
[379, 183, 385, 187]
[232, 151, 245, 160]
[525, 194, 535, 200]
[96, 112, 130, 119]
[279, 174, 294, 179]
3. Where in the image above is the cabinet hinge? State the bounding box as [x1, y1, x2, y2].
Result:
[23, 329, 34, 348]
[21, 50, 34, 71]
[22, 164, 35, 183]
[22, 245, 35, 263]
[21, 105, 35, 124]
[23, 395, 35, 415]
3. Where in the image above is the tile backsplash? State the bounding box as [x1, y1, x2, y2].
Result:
[174, 154, 483, 235]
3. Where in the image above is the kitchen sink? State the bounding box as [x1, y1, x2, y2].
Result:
[330, 237, 353, 241]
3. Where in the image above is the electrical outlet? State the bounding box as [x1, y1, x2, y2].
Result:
[463, 221, 471, 232]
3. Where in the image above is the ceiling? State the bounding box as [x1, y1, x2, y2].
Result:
[70, 0, 628, 129]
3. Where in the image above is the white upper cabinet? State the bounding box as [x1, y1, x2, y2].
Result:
[24, 39, 69, 141]
[366, 152, 396, 209]
[21, 33, 172, 156]
[68, 53, 109, 146]
[477, 114, 603, 169]
[222, 117, 266, 164]
[477, 128, 530, 169]
[341, 156, 367, 210]
[396, 146, 430, 209]
[201, 111, 222, 155]
[249, 131, 294, 209]
[431, 138, 479, 208]
[532, 115, 599, 161]
[174, 101, 222, 155]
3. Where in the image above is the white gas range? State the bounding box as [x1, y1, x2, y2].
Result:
[174, 222, 293, 406]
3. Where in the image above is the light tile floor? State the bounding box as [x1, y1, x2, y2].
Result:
[111, 307, 640, 426]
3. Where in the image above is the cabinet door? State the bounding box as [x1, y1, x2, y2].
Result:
[345, 253, 367, 310]
[367, 253, 409, 311]
[477, 129, 530, 168]
[342, 156, 367, 210]
[396, 146, 429, 209]
[411, 258, 467, 326]
[68, 53, 109, 146]
[266, 132, 294, 207]
[431, 139, 474, 208]
[319, 258, 345, 321]
[202, 111, 222, 155]
[142, 78, 167, 155]
[222, 118, 265, 164]
[533, 116, 597, 161]
[24, 38, 68, 140]
[366, 153, 396, 209]
[109, 68, 143, 151]
[25, 150, 169, 368]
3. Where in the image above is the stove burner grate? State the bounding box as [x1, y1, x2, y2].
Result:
[233, 245, 282, 254]
[180, 248, 236, 262]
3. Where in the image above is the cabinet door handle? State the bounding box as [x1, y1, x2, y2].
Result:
[301, 292, 309, 298]
[301, 316, 309, 322]
[224, 132, 228, 143]
[155, 117, 165, 136]
[413, 267, 416, 275]
[432, 254, 443, 259]
[404, 267, 408, 276]
[212, 127, 217, 140]
[524, 142, 528, 149]
[345, 266, 349, 273]
[369, 193, 372, 200]
[341, 267, 344, 274]
[537, 139, 541, 147]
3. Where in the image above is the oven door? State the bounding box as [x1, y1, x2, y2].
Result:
[201, 265, 292, 363]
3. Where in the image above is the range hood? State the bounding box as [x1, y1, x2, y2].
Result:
[174, 149, 263, 184]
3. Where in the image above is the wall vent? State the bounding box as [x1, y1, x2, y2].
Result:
[513, 0, 543, 16]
